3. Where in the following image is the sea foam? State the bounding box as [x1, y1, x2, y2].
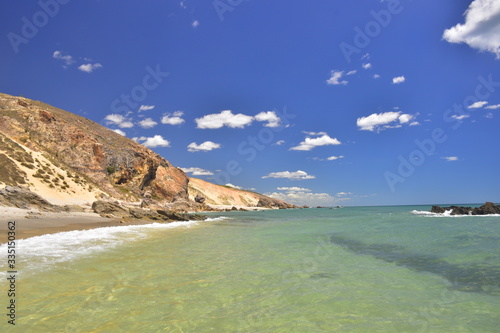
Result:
[0, 218, 224, 280]
[411, 210, 500, 217]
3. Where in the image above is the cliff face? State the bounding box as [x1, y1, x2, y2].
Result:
[188, 177, 297, 209]
[0, 93, 296, 210]
[0, 93, 188, 205]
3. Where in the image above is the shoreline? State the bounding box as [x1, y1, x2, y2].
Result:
[0, 208, 161, 242]
[0, 204, 269, 242]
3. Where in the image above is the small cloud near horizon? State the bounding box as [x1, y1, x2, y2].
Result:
[262, 170, 315, 180]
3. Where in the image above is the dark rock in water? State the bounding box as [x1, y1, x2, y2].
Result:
[431, 202, 500, 215]
[92, 200, 128, 217]
[431, 206, 446, 213]
[0, 186, 61, 212]
[473, 202, 500, 215]
[194, 194, 206, 204]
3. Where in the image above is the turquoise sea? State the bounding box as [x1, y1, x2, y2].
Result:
[1, 206, 499, 332]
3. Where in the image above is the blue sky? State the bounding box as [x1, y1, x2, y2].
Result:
[1, 0, 499, 206]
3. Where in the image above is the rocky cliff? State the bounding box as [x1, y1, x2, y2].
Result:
[0, 93, 296, 211]
[188, 177, 297, 209]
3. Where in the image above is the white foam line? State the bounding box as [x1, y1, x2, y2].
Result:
[411, 210, 500, 218]
[0, 218, 225, 280]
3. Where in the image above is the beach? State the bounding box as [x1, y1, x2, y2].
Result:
[0, 207, 154, 240]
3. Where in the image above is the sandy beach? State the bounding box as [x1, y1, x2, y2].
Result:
[0, 207, 154, 241]
[0, 205, 266, 242]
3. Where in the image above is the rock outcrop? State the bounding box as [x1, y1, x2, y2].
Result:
[431, 202, 500, 215]
[0, 186, 61, 212]
[91, 200, 206, 222]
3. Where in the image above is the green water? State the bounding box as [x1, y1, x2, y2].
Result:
[1, 206, 499, 332]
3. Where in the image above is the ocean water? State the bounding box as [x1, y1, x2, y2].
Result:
[1, 206, 499, 332]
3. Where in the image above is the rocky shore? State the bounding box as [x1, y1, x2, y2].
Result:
[431, 202, 500, 215]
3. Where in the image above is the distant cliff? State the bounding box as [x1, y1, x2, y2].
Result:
[0, 93, 296, 211]
[188, 177, 297, 209]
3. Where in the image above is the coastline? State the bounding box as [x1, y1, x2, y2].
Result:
[0, 207, 154, 241]
[0, 204, 270, 242]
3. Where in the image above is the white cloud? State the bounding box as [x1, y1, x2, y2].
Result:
[192, 20, 200, 28]
[119, 121, 134, 128]
[398, 113, 414, 124]
[373, 74, 381, 79]
[195, 110, 253, 129]
[262, 170, 315, 180]
[451, 114, 470, 120]
[362, 63, 372, 69]
[53, 50, 74, 66]
[112, 129, 126, 136]
[442, 156, 459, 162]
[274, 140, 285, 146]
[485, 112, 494, 118]
[357, 111, 416, 131]
[136, 135, 170, 148]
[255, 111, 281, 127]
[468, 101, 488, 109]
[277, 187, 311, 192]
[138, 118, 158, 129]
[347, 70, 357, 75]
[187, 141, 221, 152]
[78, 63, 103, 73]
[266, 191, 339, 207]
[180, 167, 214, 176]
[443, 0, 500, 59]
[161, 111, 185, 125]
[225, 183, 243, 190]
[105, 114, 134, 128]
[486, 104, 500, 109]
[139, 105, 155, 112]
[392, 76, 405, 84]
[326, 70, 348, 85]
[327, 155, 344, 160]
[303, 131, 327, 136]
[290, 133, 341, 151]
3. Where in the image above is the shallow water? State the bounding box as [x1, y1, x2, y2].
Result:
[1, 207, 499, 332]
